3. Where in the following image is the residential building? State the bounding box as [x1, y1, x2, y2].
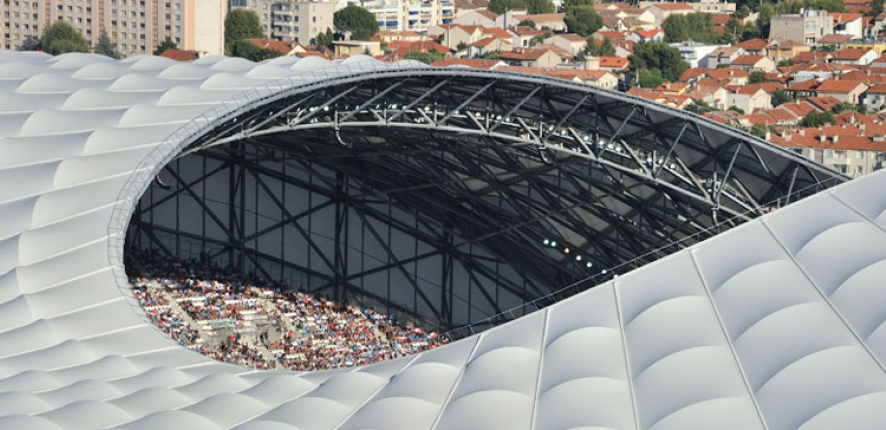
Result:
[731, 54, 776, 73]
[829, 12, 864, 39]
[815, 79, 869, 104]
[497, 47, 562, 68]
[333, 40, 381, 57]
[769, 9, 834, 45]
[670, 42, 729, 68]
[597, 55, 629, 74]
[701, 46, 746, 68]
[833, 48, 878, 65]
[641, 2, 694, 25]
[261, 1, 333, 45]
[353, 0, 447, 33]
[766, 39, 810, 63]
[452, 9, 496, 26]
[466, 36, 509, 57]
[726, 85, 771, 113]
[512, 13, 566, 32]
[862, 84, 886, 111]
[1, 0, 225, 55]
[845, 40, 886, 55]
[817, 33, 853, 49]
[543, 33, 586, 56]
[629, 29, 664, 43]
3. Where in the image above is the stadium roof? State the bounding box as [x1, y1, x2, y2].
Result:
[0, 51, 882, 429]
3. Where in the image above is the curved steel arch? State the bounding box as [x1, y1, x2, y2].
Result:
[127, 68, 846, 329]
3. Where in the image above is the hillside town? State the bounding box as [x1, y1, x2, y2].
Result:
[5, 0, 886, 177]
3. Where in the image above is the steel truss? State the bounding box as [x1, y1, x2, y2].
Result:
[128, 71, 845, 330]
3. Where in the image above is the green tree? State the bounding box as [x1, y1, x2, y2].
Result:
[638, 69, 666, 88]
[225, 9, 264, 46]
[758, 3, 775, 37]
[488, 0, 526, 14]
[685, 100, 716, 114]
[664, 13, 721, 43]
[805, 0, 847, 12]
[228, 39, 282, 61]
[799, 110, 836, 127]
[562, 0, 593, 8]
[19, 35, 40, 51]
[457, 41, 468, 51]
[524, 0, 554, 14]
[404, 51, 446, 64]
[771, 91, 793, 106]
[834, 102, 867, 114]
[871, 0, 884, 17]
[629, 41, 687, 82]
[565, 5, 603, 36]
[750, 123, 768, 139]
[585, 36, 615, 57]
[334, 5, 379, 40]
[40, 21, 89, 55]
[662, 14, 689, 42]
[748, 70, 768, 84]
[316, 28, 335, 48]
[728, 106, 745, 114]
[518, 19, 537, 28]
[154, 36, 177, 55]
[95, 31, 122, 59]
[778, 58, 796, 67]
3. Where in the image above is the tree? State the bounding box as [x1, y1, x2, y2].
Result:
[871, 0, 884, 17]
[728, 106, 745, 114]
[566, 5, 603, 36]
[799, 110, 836, 127]
[835, 102, 867, 114]
[638, 69, 666, 88]
[562, 0, 593, 8]
[662, 14, 689, 42]
[518, 19, 537, 28]
[488, 0, 526, 14]
[748, 70, 768, 84]
[629, 42, 688, 82]
[334, 5, 379, 40]
[685, 100, 716, 114]
[154, 36, 177, 55]
[316, 28, 335, 48]
[404, 51, 446, 64]
[758, 3, 775, 37]
[19, 35, 40, 51]
[225, 9, 263, 46]
[585, 36, 615, 57]
[771, 91, 793, 106]
[778, 58, 796, 67]
[524, 0, 554, 14]
[457, 41, 468, 52]
[95, 31, 122, 59]
[750, 123, 768, 139]
[40, 21, 89, 55]
[228, 39, 283, 61]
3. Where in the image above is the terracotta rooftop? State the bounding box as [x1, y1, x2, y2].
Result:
[816, 79, 867, 93]
[159, 49, 199, 62]
[731, 54, 767, 66]
[818, 34, 853, 45]
[648, 2, 693, 10]
[599, 56, 629, 68]
[835, 48, 873, 61]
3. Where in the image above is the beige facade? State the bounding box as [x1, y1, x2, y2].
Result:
[769, 9, 833, 45]
[232, 0, 332, 45]
[1, 0, 224, 56]
[726, 88, 771, 113]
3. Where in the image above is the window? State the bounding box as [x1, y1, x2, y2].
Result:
[857, 151, 865, 159]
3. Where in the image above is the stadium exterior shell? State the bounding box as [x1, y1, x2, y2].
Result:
[0, 51, 885, 430]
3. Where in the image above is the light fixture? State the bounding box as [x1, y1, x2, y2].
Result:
[601, 269, 607, 274]
[586, 262, 592, 268]
[550, 241, 557, 247]
[575, 255, 582, 261]
[564, 248, 570, 254]
[543, 239, 550, 245]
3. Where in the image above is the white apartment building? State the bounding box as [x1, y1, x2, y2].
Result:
[356, 0, 452, 33]
[1, 0, 225, 56]
[231, 0, 333, 44]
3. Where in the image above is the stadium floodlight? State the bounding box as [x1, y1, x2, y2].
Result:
[564, 248, 570, 254]
[586, 262, 593, 268]
[601, 269, 607, 274]
[543, 239, 550, 245]
[550, 241, 557, 247]
[575, 255, 582, 261]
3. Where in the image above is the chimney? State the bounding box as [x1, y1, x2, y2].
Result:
[875, 134, 886, 142]
[799, 128, 806, 136]
[833, 134, 840, 143]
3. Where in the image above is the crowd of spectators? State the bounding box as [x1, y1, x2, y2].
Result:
[126, 249, 446, 371]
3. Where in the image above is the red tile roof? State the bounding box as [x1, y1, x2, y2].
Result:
[731, 54, 768, 66]
[818, 34, 853, 44]
[835, 48, 873, 61]
[246, 38, 299, 55]
[159, 49, 199, 61]
[866, 83, 886, 94]
[648, 2, 693, 10]
[816, 79, 867, 93]
[634, 29, 662, 39]
[599, 56, 629, 68]
[829, 12, 864, 24]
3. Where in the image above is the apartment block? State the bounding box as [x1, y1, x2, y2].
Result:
[769, 9, 834, 45]
[360, 0, 452, 33]
[1, 0, 225, 57]
[231, 0, 333, 45]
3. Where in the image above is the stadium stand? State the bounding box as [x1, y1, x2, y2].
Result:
[127, 250, 446, 370]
